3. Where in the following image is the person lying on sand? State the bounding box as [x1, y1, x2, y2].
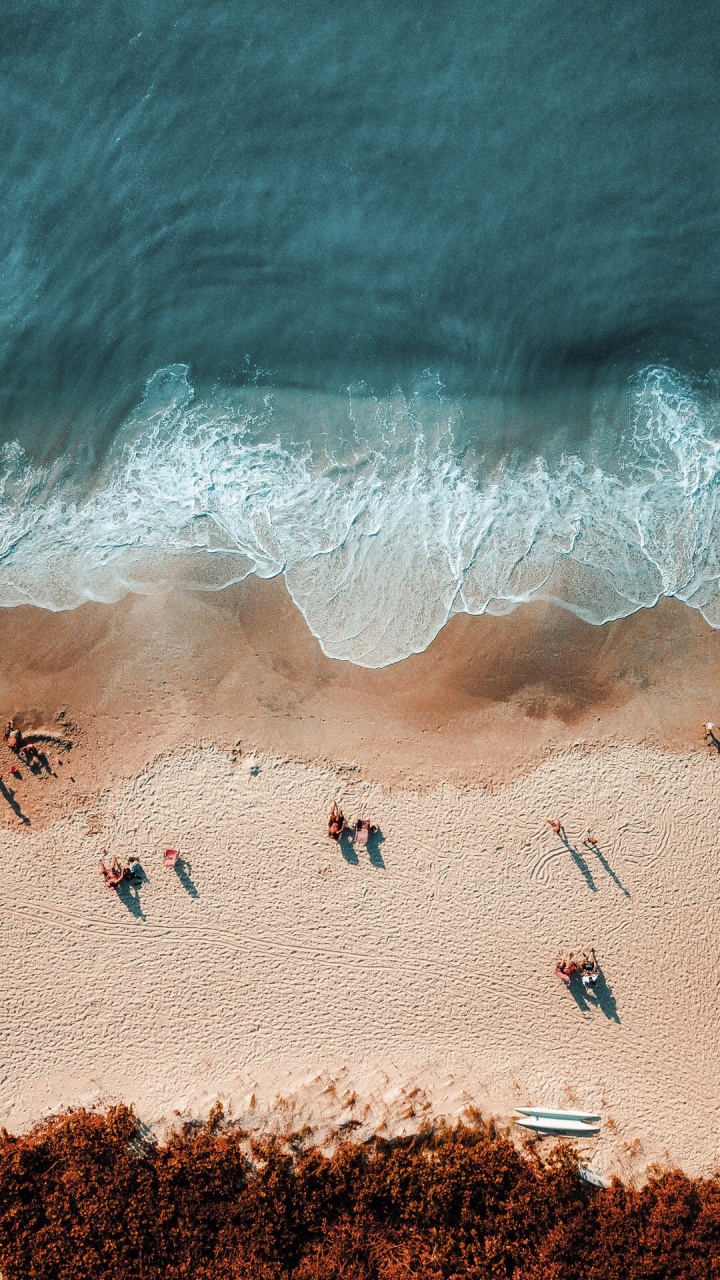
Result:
[99, 854, 123, 889]
[353, 819, 378, 846]
[328, 803, 346, 841]
[580, 949, 599, 987]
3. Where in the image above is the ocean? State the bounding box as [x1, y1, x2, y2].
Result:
[1, 0, 719, 665]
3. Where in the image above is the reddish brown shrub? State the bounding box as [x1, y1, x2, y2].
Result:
[0, 1107, 717, 1280]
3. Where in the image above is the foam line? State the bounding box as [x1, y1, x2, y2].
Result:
[0, 364, 718, 666]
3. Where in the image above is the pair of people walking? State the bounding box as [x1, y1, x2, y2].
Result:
[547, 818, 598, 848]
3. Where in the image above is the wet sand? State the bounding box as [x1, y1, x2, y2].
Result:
[0, 578, 718, 804]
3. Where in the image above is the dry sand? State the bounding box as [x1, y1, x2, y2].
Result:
[0, 581, 719, 1182]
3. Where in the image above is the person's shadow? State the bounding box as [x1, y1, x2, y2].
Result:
[337, 827, 386, 868]
[585, 842, 631, 898]
[35, 749, 55, 777]
[367, 827, 386, 869]
[565, 971, 592, 1016]
[567, 966, 620, 1023]
[338, 830, 358, 866]
[0, 779, 29, 825]
[116, 878, 145, 920]
[174, 858, 199, 898]
[560, 832, 596, 891]
[586, 966, 620, 1023]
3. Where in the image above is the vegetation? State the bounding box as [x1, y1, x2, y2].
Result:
[0, 1106, 717, 1279]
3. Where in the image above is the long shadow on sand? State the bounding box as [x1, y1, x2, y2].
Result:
[338, 828, 386, 868]
[586, 842, 631, 898]
[0, 779, 29, 825]
[560, 834, 596, 891]
[339, 831, 359, 865]
[367, 827, 386, 869]
[590, 968, 620, 1022]
[567, 968, 620, 1023]
[174, 859, 199, 898]
[116, 878, 145, 920]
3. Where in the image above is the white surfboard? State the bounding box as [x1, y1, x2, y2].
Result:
[515, 1106, 601, 1123]
[515, 1116, 600, 1135]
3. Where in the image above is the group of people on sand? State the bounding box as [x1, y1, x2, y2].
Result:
[99, 853, 142, 890]
[101, 800, 382, 893]
[328, 802, 378, 846]
[556, 948, 600, 988]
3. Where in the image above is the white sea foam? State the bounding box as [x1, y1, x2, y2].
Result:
[0, 364, 718, 666]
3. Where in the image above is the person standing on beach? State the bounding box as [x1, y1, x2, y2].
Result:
[547, 818, 563, 836]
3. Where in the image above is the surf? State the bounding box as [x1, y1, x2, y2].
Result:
[0, 363, 718, 667]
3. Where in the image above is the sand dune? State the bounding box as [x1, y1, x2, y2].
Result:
[1, 738, 718, 1183]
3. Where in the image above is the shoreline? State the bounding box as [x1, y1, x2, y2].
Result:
[0, 578, 719, 806]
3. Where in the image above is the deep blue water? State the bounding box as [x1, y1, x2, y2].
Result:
[1, 1, 719, 663]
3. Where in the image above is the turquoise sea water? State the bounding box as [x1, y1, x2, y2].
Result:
[1, 1, 719, 663]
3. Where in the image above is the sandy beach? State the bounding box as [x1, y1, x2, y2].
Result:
[1, 580, 719, 1183]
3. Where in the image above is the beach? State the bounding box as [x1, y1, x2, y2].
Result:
[3, 7, 720, 1273]
[1, 579, 719, 1183]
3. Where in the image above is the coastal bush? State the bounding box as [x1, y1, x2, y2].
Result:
[0, 1107, 717, 1279]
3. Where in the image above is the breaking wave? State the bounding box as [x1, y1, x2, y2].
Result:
[0, 363, 718, 667]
